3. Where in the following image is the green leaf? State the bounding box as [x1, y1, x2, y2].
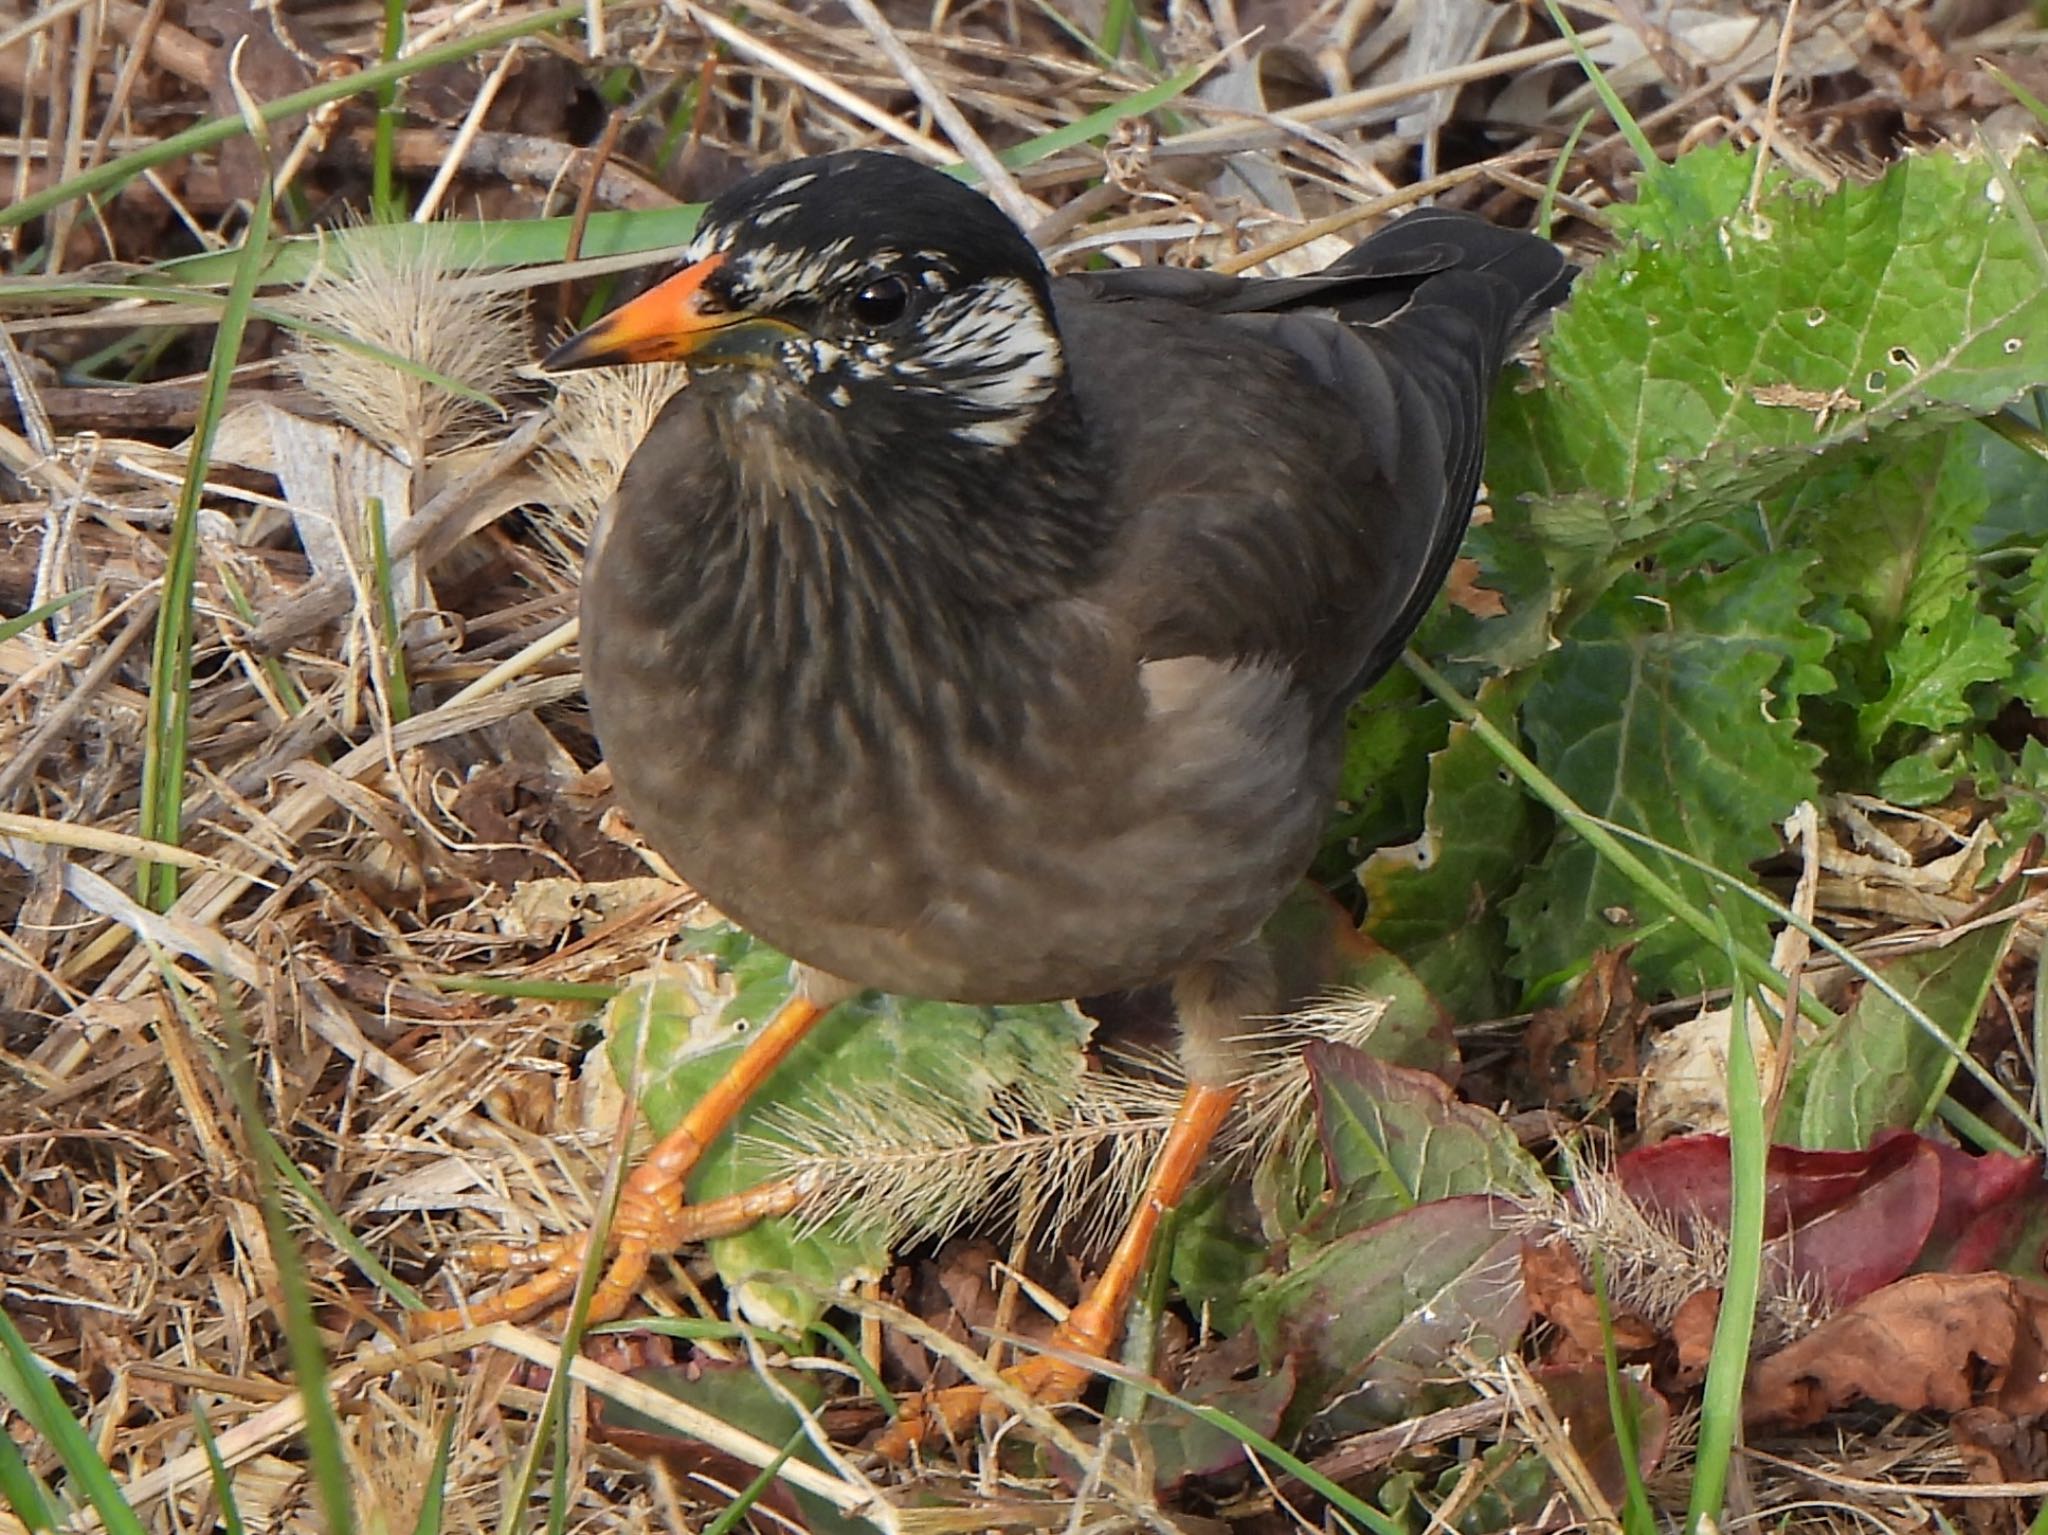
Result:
[1470, 145, 2048, 658]
[1359, 673, 1544, 1019]
[1770, 432, 2013, 767]
[1604, 142, 1777, 243]
[1319, 942, 1462, 1080]
[1860, 596, 2016, 745]
[1247, 1195, 1525, 1436]
[1781, 888, 2023, 1149]
[1322, 666, 1445, 873]
[1168, 1180, 1268, 1337]
[606, 923, 1091, 1330]
[1505, 552, 1833, 997]
[1307, 1045, 1547, 1240]
[2006, 543, 2048, 716]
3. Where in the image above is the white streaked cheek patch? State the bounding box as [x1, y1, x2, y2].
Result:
[916, 277, 1064, 447]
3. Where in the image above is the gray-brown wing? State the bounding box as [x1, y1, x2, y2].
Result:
[1056, 209, 1572, 725]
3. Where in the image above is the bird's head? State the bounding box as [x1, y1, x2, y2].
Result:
[545, 151, 1067, 452]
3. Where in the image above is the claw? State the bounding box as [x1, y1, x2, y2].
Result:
[874, 1343, 1097, 1458]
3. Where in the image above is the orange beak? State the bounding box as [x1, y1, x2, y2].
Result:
[543, 253, 800, 371]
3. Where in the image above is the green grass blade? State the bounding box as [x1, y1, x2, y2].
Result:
[0, 5, 588, 233]
[372, 0, 410, 222]
[257, 1117, 426, 1311]
[700, 1429, 808, 1535]
[430, 975, 620, 1002]
[147, 206, 706, 288]
[806, 1320, 898, 1420]
[367, 495, 414, 722]
[0, 591, 87, 644]
[1687, 922, 1766, 1532]
[409, 1415, 457, 1535]
[136, 127, 275, 911]
[1587, 1251, 1657, 1535]
[0, 1403, 61, 1533]
[1537, 109, 1595, 240]
[206, 1005, 359, 1535]
[192, 1401, 252, 1535]
[986, 61, 1209, 176]
[1984, 62, 2048, 131]
[1541, 0, 1670, 197]
[0, 1307, 148, 1535]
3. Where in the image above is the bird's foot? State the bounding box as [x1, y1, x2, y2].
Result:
[873, 1305, 1117, 1458]
[412, 993, 828, 1335]
[412, 1174, 800, 1334]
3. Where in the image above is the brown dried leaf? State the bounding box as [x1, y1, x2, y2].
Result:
[1525, 946, 1645, 1109]
[1444, 555, 1509, 620]
[1745, 1272, 2048, 1429]
[1522, 1239, 1659, 1368]
[1666, 1287, 1721, 1391]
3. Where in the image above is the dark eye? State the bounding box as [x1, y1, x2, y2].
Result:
[848, 274, 913, 328]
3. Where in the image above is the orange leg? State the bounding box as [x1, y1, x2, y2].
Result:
[875, 1079, 1242, 1458]
[415, 996, 824, 1333]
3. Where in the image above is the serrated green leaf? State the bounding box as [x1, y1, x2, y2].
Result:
[1469, 145, 2048, 659]
[1780, 889, 2022, 1149]
[1860, 597, 2016, 745]
[1359, 673, 1543, 1018]
[1771, 433, 2018, 747]
[1505, 552, 1833, 997]
[1605, 142, 1780, 243]
[606, 922, 1090, 1330]
[1767, 432, 2013, 764]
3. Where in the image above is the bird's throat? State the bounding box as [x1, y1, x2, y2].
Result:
[588, 381, 1108, 768]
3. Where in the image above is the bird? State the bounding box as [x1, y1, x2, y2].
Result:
[421, 148, 1572, 1450]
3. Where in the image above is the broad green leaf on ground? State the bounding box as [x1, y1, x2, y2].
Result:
[606, 922, 1091, 1328]
[1248, 1195, 1526, 1437]
[1308, 1045, 1546, 1240]
[1505, 551, 1834, 998]
[1602, 141, 1780, 243]
[1359, 673, 1543, 1020]
[1469, 145, 2048, 664]
[1779, 891, 2023, 1150]
[1169, 1181, 1269, 1337]
[1130, 1353, 1298, 1494]
[1781, 433, 2012, 765]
